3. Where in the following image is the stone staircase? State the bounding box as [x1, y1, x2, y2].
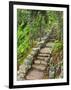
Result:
[17, 29, 63, 80]
[32, 51, 51, 71]
[25, 42, 54, 80]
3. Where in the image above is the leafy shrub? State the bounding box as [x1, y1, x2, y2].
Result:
[17, 24, 31, 65]
[52, 40, 63, 54]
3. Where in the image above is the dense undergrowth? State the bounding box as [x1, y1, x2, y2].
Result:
[17, 9, 63, 66]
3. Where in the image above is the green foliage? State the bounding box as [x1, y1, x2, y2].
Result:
[17, 24, 31, 64]
[17, 9, 63, 65]
[52, 40, 63, 54]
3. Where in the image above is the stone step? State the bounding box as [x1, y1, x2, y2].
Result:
[40, 47, 52, 54]
[37, 56, 50, 61]
[37, 56, 44, 60]
[40, 52, 51, 55]
[44, 57, 50, 62]
[34, 56, 50, 63]
[46, 42, 55, 48]
[34, 60, 41, 64]
[41, 60, 47, 66]
[38, 53, 50, 57]
[32, 64, 46, 71]
[26, 69, 44, 80]
[34, 60, 47, 66]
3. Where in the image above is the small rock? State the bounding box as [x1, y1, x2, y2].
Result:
[19, 64, 27, 74]
[24, 59, 32, 66]
[32, 48, 39, 51]
[31, 51, 36, 56]
[37, 40, 44, 45]
[27, 64, 32, 69]
[27, 55, 33, 60]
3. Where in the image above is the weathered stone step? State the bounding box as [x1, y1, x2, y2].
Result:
[38, 53, 50, 57]
[40, 47, 52, 54]
[36, 55, 50, 61]
[46, 42, 55, 48]
[44, 57, 50, 62]
[34, 60, 40, 64]
[37, 56, 45, 60]
[26, 69, 44, 80]
[39, 52, 51, 55]
[41, 60, 47, 65]
[34, 59, 47, 66]
[32, 64, 46, 71]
